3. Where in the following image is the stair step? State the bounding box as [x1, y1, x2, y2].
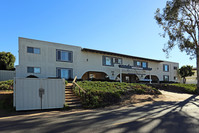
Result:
[65, 91, 73, 93]
[67, 101, 82, 105]
[66, 96, 80, 99]
[67, 104, 82, 108]
[65, 84, 82, 108]
[65, 97, 81, 101]
[66, 99, 81, 103]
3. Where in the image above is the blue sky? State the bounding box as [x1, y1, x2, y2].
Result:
[0, 0, 196, 67]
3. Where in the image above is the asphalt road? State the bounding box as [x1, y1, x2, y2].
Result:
[1, 91, 199, 133]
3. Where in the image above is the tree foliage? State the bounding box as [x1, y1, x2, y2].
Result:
[0, 52, 15, 70]
[179, 65, 194, 83]
[155, 0, 199, 58]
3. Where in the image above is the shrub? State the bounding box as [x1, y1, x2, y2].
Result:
[0, 80, 13, 90]
[151, 83, 197, 94]
[73, 81, 161, 108]
[65, 80, 68, 85]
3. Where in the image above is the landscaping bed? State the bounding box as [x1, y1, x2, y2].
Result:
[73, 81, 161, 108]
[0, 80, 13, 91]
[150, 83, 197, 94]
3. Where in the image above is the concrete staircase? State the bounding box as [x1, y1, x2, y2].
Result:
[65, 83, 82, 108]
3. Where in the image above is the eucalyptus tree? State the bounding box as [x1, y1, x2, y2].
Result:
[155, 0, 199, 89]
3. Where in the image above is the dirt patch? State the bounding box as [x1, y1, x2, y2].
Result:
[120, 90, 194, 107]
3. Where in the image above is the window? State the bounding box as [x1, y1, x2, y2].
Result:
[103, 56, 122, 66]
[142, 62, 147, 68]
[134, 61, 143, 67]
[137, 61, 141, 67]
[163, 75, 169, 81]
[106, 57, 112, 65]
[174, 76, 177, 80]
[89, 74, 94, 79]
[27, 67, 41, 74]
[174, 66, 178, 70]
[163, 64, 169, 72]
[27, 47, 40, 54]
[57, 68, 72, 79]
[103, 56, 113, 66]
[118, 59, 122, 64]
[56, 50, 73, 62]
[113, 58, 122, 64]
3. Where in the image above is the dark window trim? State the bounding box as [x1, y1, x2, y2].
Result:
[27, 47, 41, 54]
[163, 75, 169, 81]
[27, 66, 41, 74]
[56, 67, 73, 79]
[142, 61, 148, 68]
[113, 57, 123, 64]
[102, 56, 114, 67]
[174, 66, 178, 70]
[134, 60, 148, 68]
[163, 64, 169, 72]
[136, 61, 142, 67]
[56, 49, 73, 63]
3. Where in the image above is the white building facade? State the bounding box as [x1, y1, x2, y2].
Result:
[16, 37, 179, 83]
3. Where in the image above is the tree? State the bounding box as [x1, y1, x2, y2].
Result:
[155, 0, 199, 90]
[179, 65, 194, 83]
[0, 52, 15, 70]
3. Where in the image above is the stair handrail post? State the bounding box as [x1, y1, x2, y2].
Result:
[73, 76, 86, 95]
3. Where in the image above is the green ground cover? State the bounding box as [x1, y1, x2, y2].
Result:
[73, 81, 161, 108]
[168, 84, 197, 94]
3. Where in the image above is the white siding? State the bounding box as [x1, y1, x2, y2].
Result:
[17, 37, 180, 82]
[0, 70, 15, 81]
[14, 78, 65, 111]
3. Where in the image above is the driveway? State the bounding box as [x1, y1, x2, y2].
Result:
[0, 91, 199, 133]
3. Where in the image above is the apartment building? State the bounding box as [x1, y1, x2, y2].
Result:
[16, 37, 179, 83]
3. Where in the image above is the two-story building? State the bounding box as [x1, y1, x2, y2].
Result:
[16, 37, 179, 83]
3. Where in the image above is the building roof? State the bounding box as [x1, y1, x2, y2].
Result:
[82, 48, 163, 62]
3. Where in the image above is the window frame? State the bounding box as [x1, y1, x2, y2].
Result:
[56, 49, 73, 63]
[56, 68, 73, 79]
[174, 66, 178, 70]
[142, 62, 148, 68]
[113, 57, 122, 64]
[27, 67, 41, 74]
[163, 64, 169, 72]
[163, 75, 169, 81]
[136, 61, 141, 67]
[27, 47, 41, 54]
[103, 56, 114, 66]
[134, 60, 148, 68]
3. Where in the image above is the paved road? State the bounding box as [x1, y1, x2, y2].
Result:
[1, 91, 199, 133]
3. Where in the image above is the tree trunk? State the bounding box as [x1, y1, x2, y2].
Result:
[183, 77, 186, 84]
[196, 47, 199, 93]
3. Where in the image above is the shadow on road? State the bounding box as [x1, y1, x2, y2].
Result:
[0, 95, 199, 133]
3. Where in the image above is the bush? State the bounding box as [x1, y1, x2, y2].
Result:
[151, 83, 197, 94]
[73, 81, 161, 108]
[65, 80, 68, 85]
[169, 84, 197, 94]
[0, 80, 13, 90]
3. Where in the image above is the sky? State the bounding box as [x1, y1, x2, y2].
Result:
[0, 0, 196, 67]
